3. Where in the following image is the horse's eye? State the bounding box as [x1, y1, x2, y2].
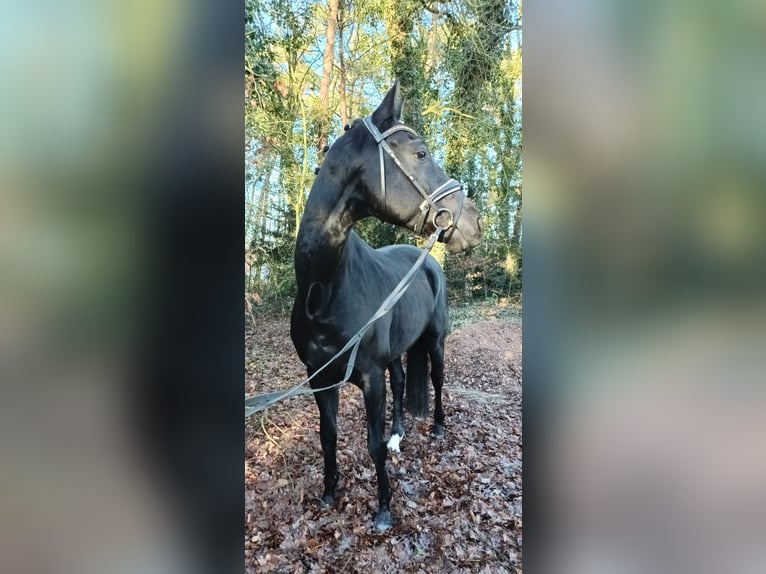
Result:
[416, 150, 427, 160]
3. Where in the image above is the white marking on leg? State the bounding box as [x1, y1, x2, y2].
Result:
[387, 433, 403, 452]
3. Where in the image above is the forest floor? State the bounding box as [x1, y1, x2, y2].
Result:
[245, 300, 522, 573]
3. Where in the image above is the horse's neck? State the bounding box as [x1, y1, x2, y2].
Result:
[294, 223, 350, 289]
[294, 180, 360, 291]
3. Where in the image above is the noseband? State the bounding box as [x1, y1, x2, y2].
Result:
[362, 116, 465, 241]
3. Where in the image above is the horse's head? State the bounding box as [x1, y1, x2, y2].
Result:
[327, 81, 483, 253]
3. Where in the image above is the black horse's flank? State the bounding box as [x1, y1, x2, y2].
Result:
[290, 81, 483, 531]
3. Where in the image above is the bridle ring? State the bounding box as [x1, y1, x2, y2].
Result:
[433, 207, 454, 230]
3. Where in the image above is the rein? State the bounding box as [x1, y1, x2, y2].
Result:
[362, 116, 465, 241]
[245, 224, 448, 418]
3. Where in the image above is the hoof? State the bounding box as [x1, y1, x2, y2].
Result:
[319, 492, 335, 507]
[387, 433, 403, 452]
[431, 423, 445, 438]
[373, 509, 393, 532]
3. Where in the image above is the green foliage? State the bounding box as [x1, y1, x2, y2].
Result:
[246, 0, 522, 306]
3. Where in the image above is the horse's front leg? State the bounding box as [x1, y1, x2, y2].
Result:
[313, 382, 340, 505]
[387, 358, 405, 452]
[363, 371, 393, 531]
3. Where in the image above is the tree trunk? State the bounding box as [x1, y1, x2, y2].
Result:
[426, 9, 438, 75]
[383, 0, 426, 134]
[318, 0, 340, 152]
[337, 0, 348, 127]
[252, 161, 274, 248]
[511, 193, 522, 247]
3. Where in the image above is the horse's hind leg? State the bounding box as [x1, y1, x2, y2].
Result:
[313, 383, 340, 505]
[387, 358, 405, 452]
[428, 335, 447, 437]
[362, 370, 393, 531]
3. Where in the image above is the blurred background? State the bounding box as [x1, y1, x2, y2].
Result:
[525, 0, 766, 572]
[1, 0, 765, 572]
[0, 1, 243, 573]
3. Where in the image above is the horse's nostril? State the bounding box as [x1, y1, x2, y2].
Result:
[477, 216, 484, 234]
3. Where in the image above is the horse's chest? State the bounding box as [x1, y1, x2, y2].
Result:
[292, 284, 389, 372]
[293, 317, 344, 367]
[305, 332, 340, 364]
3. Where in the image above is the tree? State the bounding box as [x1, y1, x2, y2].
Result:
[245, 0, 522, 304]
[317, 0, 340, 152]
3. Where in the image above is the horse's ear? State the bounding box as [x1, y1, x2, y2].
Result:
[372, 80, 403, 129]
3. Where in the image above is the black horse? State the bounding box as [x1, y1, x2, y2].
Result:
[290, 81, 483, 531]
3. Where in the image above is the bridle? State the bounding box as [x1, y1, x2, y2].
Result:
[362, 116, 465, 241]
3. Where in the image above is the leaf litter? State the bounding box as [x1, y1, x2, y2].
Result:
[245, 309, 522, 573]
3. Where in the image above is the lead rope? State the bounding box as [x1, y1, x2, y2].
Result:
[245, 225, 446, 418]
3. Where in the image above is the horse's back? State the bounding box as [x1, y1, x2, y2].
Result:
[375, 244, 446, 298]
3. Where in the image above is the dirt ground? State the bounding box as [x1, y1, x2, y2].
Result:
[245, 308, 522, 573]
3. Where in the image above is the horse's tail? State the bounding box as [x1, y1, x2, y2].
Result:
[405, 338, 430, 418]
